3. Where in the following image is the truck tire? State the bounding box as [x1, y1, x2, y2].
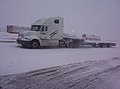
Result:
[30, 40, 40, 49]
[72, 42, 79, 48]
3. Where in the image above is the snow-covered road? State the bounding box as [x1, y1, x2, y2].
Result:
[0, 58, 120, 89]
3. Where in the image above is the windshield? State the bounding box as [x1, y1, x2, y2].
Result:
[31, 25, 41, 31]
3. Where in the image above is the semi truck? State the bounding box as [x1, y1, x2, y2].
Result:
[17, 17, 116, 48]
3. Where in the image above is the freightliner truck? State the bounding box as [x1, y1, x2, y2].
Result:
[17, 17, 116, 48]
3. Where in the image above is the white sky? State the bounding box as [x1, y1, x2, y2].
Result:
[0, 0, 120, 40]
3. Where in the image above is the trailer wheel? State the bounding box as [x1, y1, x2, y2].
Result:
[68, 42, 73, 48]
[99, 45, 103, 48]
[30, 40, 40, 49]
[107, 45, 111, 48]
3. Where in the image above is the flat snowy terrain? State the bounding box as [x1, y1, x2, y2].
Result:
[0, 58, 120, 89]
[0, 32, 120, 89]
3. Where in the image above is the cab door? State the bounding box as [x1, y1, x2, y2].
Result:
[40, 26, 48, 39]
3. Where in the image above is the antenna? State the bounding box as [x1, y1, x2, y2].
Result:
[31, 16, 33, 25]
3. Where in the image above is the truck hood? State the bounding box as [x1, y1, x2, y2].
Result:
[18, 31, 39, 38]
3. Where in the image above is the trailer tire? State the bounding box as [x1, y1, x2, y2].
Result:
[100, 45, 103, 48]
[30, 40, 40, 49]
[107, 45, 111, 48]
[68, 42, 73, 48]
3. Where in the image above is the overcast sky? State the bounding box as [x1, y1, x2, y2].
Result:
[0, 0, 120, 40]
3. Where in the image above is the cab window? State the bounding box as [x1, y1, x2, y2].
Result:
[31, 25, 41, 31]
[54, 20, 59, 24]
[41, 26, 44, 31]
[45, 26, 48, 31]
[41, 26, 48, 31]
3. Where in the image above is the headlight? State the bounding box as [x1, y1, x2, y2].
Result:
[24, 38, 29, 40]
[24, 37, 31, 41]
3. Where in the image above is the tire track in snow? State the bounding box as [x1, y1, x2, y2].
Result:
[0, 57, 120, 89]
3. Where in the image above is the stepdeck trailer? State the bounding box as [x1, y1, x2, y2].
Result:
[17, 17, 116, 48]
[83, 40, 116, 48]
[82, 34, 116, 48]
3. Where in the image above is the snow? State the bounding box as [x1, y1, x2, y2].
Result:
[0, 32, 120, 76]
[112, 77, 120, 89]
[0, 58, 120, 89]
[0, 32, 17, 42]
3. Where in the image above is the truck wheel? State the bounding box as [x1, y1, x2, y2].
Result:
[30, 40, 40, 49]
[73, 42, 80, 48]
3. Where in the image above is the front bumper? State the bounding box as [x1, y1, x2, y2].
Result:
[17, 38, 31, 47]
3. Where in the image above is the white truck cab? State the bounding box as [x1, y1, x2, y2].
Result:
[17, 17, 64, 48]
